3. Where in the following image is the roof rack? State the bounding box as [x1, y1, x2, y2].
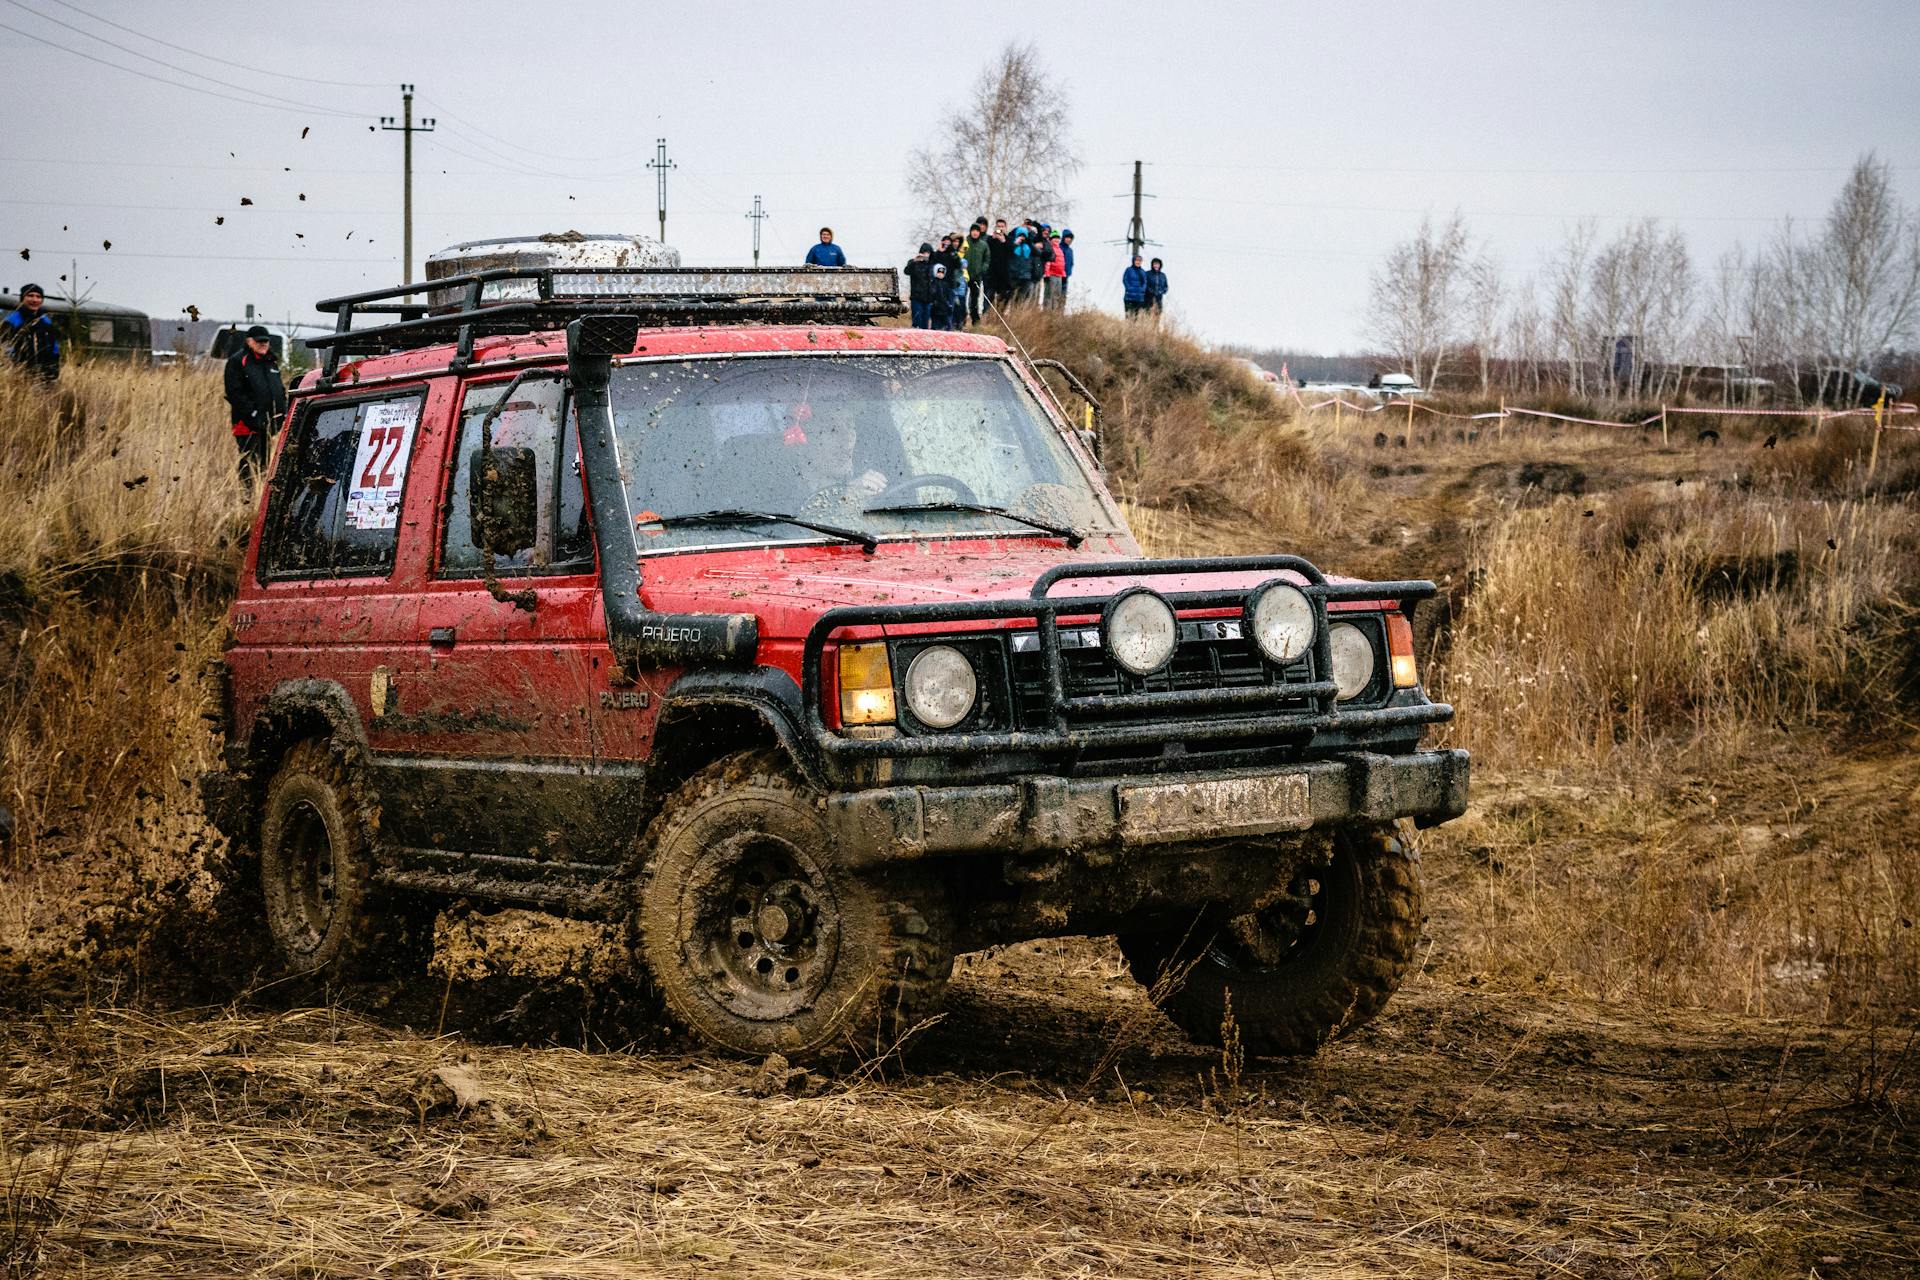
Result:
[307, 265, 903, 378]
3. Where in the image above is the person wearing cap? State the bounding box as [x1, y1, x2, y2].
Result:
[1122, 255, 1149, 319]
[225, 325, 287, 478]
[805, 227, 846, 268]
[930, 235, 965, 332]
[3, 284, 61, 382]
[1058, 230, 1075, 304]
[963, 224, 990, 326]
[1042, 230, 1068, 311]
[904, 243, 937, 329]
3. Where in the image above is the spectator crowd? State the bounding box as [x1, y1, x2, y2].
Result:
[806, 219, 1167, 331]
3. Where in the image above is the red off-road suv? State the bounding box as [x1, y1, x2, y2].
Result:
[202, 250, 1468, 1062]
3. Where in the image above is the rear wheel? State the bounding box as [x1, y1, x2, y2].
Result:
[258, 738, 428, 979]
[634, 751, 953, 1062]
[1119, 825, 1423, 1057]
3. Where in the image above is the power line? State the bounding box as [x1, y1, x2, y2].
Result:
[0, 16, 361, 117]
[47, 0, 387, 87]
[1, 0, 362, 117]
[14, 247, 390, 263]
[416, 98, 636, 167]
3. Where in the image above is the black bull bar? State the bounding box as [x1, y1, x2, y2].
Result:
[800, 554, 1454, 758]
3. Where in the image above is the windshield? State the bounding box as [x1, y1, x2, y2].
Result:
[607, 354, 1119, 551]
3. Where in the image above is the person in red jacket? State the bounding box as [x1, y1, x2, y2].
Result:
[1042, 231, 1068, 310]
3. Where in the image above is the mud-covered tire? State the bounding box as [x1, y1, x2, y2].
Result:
[258, 738, 428, 980]
[1119, 824, 1423, 1057]
[633, 751, 953, 1063]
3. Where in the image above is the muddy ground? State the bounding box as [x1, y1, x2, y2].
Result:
[2, 925, 1914, 1278]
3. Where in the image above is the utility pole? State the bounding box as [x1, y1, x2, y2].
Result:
[647, 138, 676, 244]
[380, 85, 435, 283]
[745, 195, 768, 266]
[1125, 160, 1147, 262]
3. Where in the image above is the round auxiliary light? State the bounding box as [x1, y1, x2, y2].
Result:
[903, 645, 978, 729]
[1245, 581, 1315, 664]
[1104, 589, 1179, 676]
[1329, 622, 1378, 701]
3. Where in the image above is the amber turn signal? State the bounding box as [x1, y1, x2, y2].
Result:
[838, 641, 896, 725]
[1386, 613, 1419, 688]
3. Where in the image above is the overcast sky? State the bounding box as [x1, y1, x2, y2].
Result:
[4, 0, 1915, 352]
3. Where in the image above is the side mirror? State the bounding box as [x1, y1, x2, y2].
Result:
[471, 444, 538, 557]
[1075, 428, 1102, 464]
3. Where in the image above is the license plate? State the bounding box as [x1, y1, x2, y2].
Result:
[1117, 773, 1311, 844]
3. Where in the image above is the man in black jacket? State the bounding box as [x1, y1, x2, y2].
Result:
[225, 326, 286, 478]
[904, 244, 936, 329]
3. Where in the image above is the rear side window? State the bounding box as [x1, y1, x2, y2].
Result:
[261, 390, 424, 579]
[440, 376, 593, 577]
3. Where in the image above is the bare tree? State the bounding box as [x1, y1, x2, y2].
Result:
[1810, 152, 1920, 376]
[1365, 213, 1471, 388]
[1545, 221, 1596, 396]
[1463, 252, 1506, 395]
[906, 44, 1080, 235]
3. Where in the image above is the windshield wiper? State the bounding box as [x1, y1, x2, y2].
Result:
[639, 508, 878, 553]
[863, 501, 1083, 547]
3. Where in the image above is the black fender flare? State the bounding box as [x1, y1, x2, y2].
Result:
[204, 678, 372, 848]
[649, 665, 825, 795]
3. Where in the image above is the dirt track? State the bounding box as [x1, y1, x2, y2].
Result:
[4, 933, 1914, 1278]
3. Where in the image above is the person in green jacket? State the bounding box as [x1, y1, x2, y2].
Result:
[963, 223, 991, 326]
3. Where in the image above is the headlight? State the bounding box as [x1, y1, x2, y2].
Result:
[1329, 622, 1377, 700]
[1246, 581, 1314, 664]
[1103, 589, 1178, 675]
[903, 645, 978, 729]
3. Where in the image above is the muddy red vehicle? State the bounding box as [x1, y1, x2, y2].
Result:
[201, 246, 1468, 1062]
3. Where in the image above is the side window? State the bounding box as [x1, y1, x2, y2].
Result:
[261, 391, 423, 578]
[441, 377, 593, 577]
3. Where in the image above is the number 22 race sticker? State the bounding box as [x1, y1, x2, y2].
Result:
[345, 400, 418, 530]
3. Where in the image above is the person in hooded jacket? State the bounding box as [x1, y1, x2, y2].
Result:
[1009, 228, 1036, 306]
[3, 284, 61, 382]
[930, 235, 964, 331]
[1058, 230, 1075, 302]
[905, 243, 936, 329]
[1145, 258, 1169, 318]
[986, 225, 1014, 310]
[1122, 255, 1149, 318]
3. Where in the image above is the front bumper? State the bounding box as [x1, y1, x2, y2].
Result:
[826, 748, 1469, 864]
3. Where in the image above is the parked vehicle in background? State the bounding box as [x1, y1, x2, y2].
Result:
[199, 236, 1468, 1065]
[1, 290, 151, 363]
[1801, 367, 1904, 408]
[1370, 372, 1425, 402]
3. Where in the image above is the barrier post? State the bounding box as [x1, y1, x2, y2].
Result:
[1498, 396, 1505, 441]
[1334, 398, 1341, 432]
[1869, 390, 1886, 481]
[1406, 398, 1414, 440]
[1660, 405, 1668, 446]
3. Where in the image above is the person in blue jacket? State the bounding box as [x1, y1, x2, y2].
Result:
[805, 227, 847, 267]
[1121, 255, 1148, 318]
[1145, 257, 1169, 318]
[3, 284, 61, 381]
[1059, 229, 1075, 302]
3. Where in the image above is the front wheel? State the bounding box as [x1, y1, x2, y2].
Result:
[633, 752, 953, 1063]
[258, 738, 430, 980]
[1119, 825, 1424, 1057]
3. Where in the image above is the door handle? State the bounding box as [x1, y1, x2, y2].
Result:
[429, 626, 456, 647]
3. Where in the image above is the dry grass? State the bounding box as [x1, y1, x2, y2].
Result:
[0, 973, 1908, 1278]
